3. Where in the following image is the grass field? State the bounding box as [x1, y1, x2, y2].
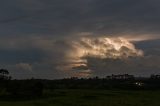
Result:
[0, 89, 160, 106]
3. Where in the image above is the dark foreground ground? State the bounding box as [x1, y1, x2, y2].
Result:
[0, 89, 160, 106]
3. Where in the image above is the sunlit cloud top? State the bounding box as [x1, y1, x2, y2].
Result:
[70, 37, 143, 59]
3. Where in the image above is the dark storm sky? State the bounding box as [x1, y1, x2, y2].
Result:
[0, 0, 160, 79]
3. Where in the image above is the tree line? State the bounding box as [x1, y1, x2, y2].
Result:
[1, 68, 160, 98]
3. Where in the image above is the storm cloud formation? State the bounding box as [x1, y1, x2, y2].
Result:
[0, 0, 160, 79]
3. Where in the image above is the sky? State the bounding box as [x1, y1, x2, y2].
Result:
[0, 0, 160, 79]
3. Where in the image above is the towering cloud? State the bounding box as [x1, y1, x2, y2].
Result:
[70, 37, 143, 59]
[56, 37, 144, 77]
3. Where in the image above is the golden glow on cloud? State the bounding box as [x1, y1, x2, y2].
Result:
[59, 37, 144, 77]
[70, 37, 143, 59]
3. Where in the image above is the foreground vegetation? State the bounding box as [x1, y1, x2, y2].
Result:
[1, 69, 160, 106]
[0, 89, 160, 106]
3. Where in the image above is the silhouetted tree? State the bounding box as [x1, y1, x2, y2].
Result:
[0, 69, 11, 80]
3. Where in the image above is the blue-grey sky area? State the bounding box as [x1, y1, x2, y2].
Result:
[0, 0, 160, 79]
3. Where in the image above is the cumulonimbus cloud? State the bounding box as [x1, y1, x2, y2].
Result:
[0, 35, 160, 78]
[57, 37, 144, 77]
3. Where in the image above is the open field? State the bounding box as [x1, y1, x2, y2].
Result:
[0, 89, 160, 106]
